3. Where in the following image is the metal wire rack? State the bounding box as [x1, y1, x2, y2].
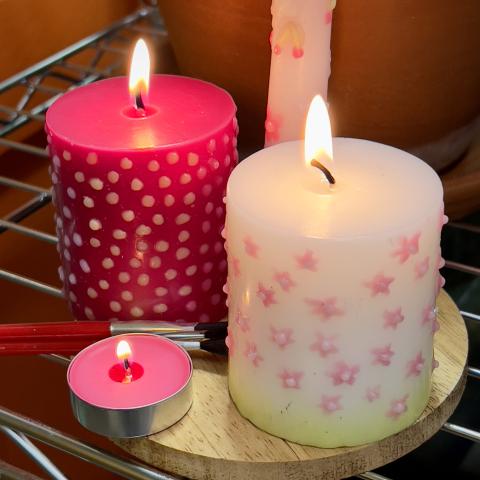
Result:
[0, 4, 479, 480]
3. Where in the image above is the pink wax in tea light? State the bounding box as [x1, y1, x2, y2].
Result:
[67, 334, 193, 437]
[46, 39, 238, 323]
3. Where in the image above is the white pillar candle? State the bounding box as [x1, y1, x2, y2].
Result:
[226, 97, 446, 447]
[265, 0, 334, 146]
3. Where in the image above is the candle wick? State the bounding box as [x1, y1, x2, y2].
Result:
[135, 92, 145, 111]
[310, 159, 336, 185]
[122, 358, 133, 384]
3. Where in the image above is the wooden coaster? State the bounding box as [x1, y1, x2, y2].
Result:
[116, 290, 468, 480]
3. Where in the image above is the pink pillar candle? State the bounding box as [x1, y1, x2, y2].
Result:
[46, 75, 238, 322]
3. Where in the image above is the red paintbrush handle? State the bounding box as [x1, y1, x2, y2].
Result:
[0, 321, 110, 342]
[0, 341, 92, 355]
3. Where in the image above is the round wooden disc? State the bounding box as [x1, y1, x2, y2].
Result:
[116, 290, 468, 480]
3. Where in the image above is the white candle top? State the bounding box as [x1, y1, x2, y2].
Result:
[228, 138, 443, 238]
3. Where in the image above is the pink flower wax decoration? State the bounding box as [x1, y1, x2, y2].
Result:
[46, 40, 238, 322]
[226, 96, 445, 448]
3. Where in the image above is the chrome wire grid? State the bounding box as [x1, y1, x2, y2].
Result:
[0, 5, 479, 480]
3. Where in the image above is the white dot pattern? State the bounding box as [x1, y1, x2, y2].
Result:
[122, 210, 135, 222]
[136, 225, 151, 236]
[152, 214, 164, 225]
[150, 256, 161, 268]
[186, 265, 197, 276]
[63, 206, 72, 219]
[83, 197, 94, 208]
[159, 176, 171, 188]
[178, 230, 190, 242]
[108, 171, 119, 183]
[89, 178, 103, 191]
[153, 303, 167, 313]
[164, 194, 175, 207]
[102, 257, 114, 269]
[155, 240, 169, 252]
[50, 117, 237, 322]
[74, 172, 85, 183]
[89, 219, 102, 231]
[106, 192, 119, 205]
[184, 192, 195, 205]
[87, 287, 98, 299]
[148, 160, 160, 171]
[86, 152, 98, 165]
[113, 229, 127, 240]
[142, 195, 155, 207]
[131, 178, 144, 191]
[90, 238, 101, 248]
[73, 233, 82, 247]
[121, 291, 133, 301]
[120, 157, 133, 169]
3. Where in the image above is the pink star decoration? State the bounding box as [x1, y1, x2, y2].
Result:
[366, 273, 395, 297]
[225, 327, 234, 356]
[406, 352, 425, 377]
[295, 250, 318, 272]
[392, 232, 421, 264]
[319, 395, 342, 414]
[432, 358, 440, 371]
[305, 297, 344, 321]
[383, 307, 404, 329]
[232, 257, 241, 277]
[274, 271, 296, 292]
[244, 341, 263, 367]
[372, 344, 395, 366]
[310, 333, 338, 358]
[234, 309, 250, 332]
[422, 305, 436, 326]
[366, 385, 381, 402]
[431, 317, 440, 335]
[387, 394, 409, 419]
[243, 236, 259, 258]
[270, 326, 294, 349]
[257, 283, 277, 308]
[415, 256, 430, 279]
[278, 369, 303, 389]
[329, 361, 360, 386]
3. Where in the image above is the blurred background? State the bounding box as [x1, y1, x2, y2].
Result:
[0, 0, 479, 478]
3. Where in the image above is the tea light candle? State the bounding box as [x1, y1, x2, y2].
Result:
[67, 334, 192, 437]
[226, 97, 446, 447]
[265, 0, 335, 146]
[46, 40, 238, 323]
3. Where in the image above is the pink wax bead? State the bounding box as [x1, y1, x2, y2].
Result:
[46, 75, 238, 322]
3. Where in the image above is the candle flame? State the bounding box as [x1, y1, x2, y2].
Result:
[116, 340, 132, 361]
[304, 95, 333, 168]
[129, 39, 150, 98]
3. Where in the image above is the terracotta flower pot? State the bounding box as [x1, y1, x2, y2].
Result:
[158, 0, 480, 168]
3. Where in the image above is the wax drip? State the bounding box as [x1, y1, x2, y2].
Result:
[310, 159, 335, 185]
